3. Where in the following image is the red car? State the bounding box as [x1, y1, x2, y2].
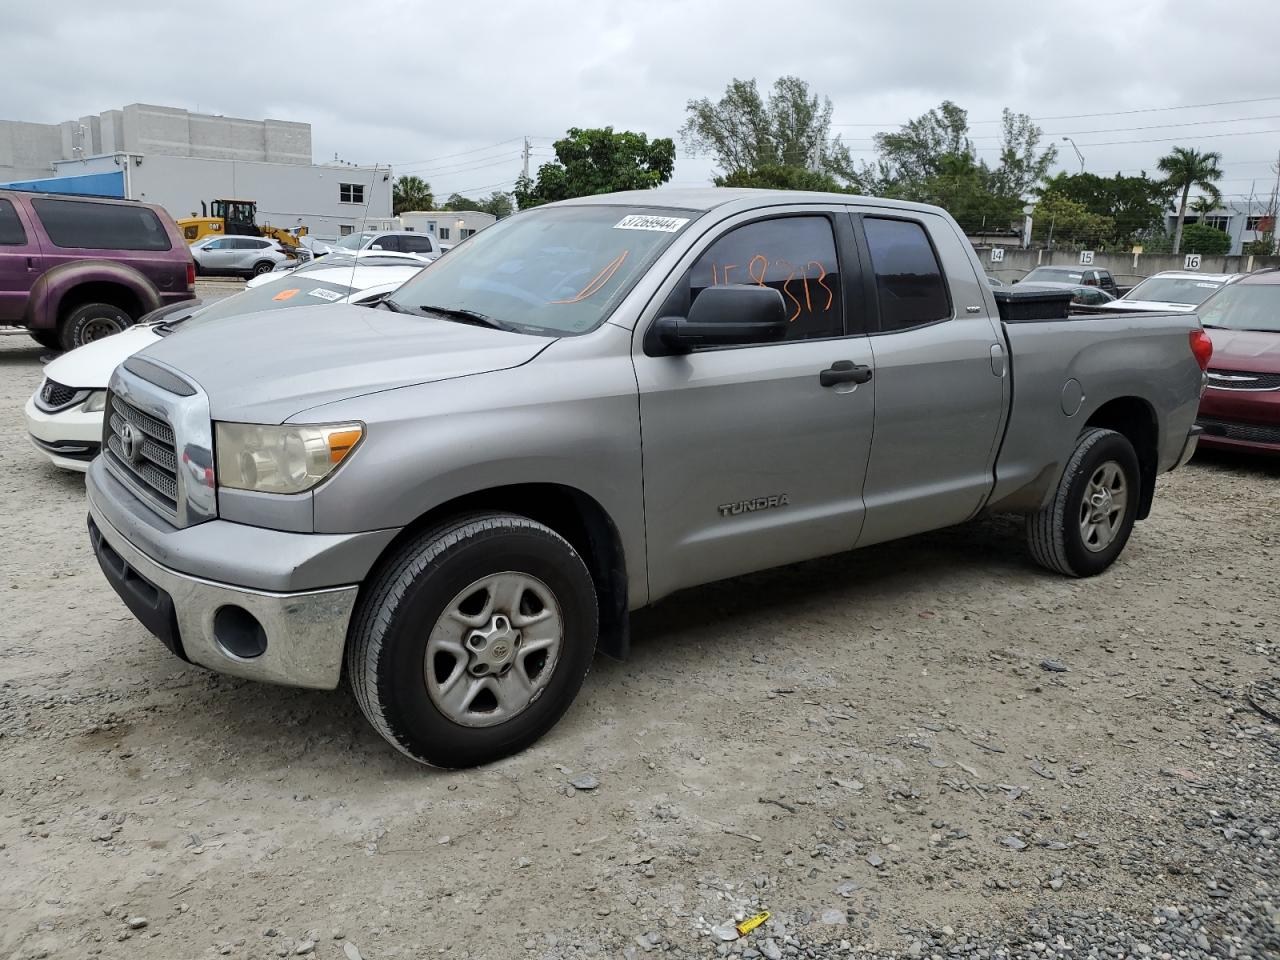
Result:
[1195, 270, 1280, 455]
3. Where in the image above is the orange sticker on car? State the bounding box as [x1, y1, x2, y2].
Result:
[273, 288, 300, 301]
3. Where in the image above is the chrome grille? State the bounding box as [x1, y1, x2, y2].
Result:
[37, 379, 86, 412]
[1206, 368, 1280, 391]
[103, 391, 180, 518]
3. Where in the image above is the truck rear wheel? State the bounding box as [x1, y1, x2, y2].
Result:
[1027, 427, 1140, 577]
[346, 513, 598, 768]
[60, 303, 133, 352]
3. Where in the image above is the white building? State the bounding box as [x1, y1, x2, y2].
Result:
[0, 103, 392, 243]
[399, 209, 497, 243]
[1165, 197, 1277, 256]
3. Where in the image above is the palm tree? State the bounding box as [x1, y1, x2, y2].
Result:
[1188, 194, 1218, 228]
[1157, 147, 1223, 254]
[392, 175, 433, 215]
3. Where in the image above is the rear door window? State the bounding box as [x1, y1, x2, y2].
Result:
[370, 235, 401, 252]
[862, 217, 951, 332]
[0, 199, 27, 245]
[689, 215, 844, 342]
[31, 199, 172, 251]
[400, 235, 436, 254]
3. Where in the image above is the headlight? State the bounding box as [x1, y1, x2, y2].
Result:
[215, 422, 363, 494]
[83, 391, 107, 413]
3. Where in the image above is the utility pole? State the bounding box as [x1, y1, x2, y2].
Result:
[521, 137, 531, 180]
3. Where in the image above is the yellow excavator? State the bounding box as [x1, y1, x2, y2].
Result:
[177, 199, 307, 251]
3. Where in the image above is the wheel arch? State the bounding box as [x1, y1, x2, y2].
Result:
[360, 483, 631, 660]
[1083, 396, 1159, 520]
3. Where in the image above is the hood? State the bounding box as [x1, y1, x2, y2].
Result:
[135, 304, 553, 423]
[1204, 327, 1280, 373]
[1106, 300, 1197, 313]
[43, 325, 163, 389]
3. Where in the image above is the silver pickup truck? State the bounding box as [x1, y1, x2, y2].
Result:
[85, 189, 1210, 767]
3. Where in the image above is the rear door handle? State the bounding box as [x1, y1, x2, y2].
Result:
[820, 361, 873, 387]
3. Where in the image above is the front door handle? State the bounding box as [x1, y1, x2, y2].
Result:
[820, 361, 873, 387]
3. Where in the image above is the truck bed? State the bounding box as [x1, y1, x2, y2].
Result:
[986, 310, 1203, 514]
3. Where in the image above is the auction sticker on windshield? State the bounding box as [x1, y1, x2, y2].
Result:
[308, 288, 343, 301]
[614, 215, 690, 232]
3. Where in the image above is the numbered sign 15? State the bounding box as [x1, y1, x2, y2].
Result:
[1079, 250, 1095, 265]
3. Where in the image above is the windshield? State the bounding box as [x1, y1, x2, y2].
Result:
[335, 232, 376, 250]
[1197, 282, 1280, 333]
[167, 279, 356, 330]
[1124, 276, 1224, 305]
[386, 205, 695, 336]
[1024, 267, 1083, 283]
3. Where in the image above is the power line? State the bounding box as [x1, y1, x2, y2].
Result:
[387, 137, 524, 167]
[829, 95, 1280, 126]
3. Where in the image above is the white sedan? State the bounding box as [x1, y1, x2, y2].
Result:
[25, 264, 423, 471]
[1103, 271, 1238, 313]
[246, 250, 432, 289]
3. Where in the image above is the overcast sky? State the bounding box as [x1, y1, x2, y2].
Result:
[5, 0, 1280, 207]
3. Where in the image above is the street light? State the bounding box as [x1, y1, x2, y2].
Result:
[1062, 137, 1085, 173]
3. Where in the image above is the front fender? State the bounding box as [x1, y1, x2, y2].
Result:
[25, 259, 161, 331]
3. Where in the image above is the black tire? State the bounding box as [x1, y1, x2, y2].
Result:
[1027, 427, 1140, 577]
[346, 512, 598, 768]
[251, 260, 275, 276]
[28, 328, 60, 350]
[60, 303, 134, 352]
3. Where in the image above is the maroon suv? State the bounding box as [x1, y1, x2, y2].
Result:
[0, 190, 195, 351]
[1196, 270, 1280, 455]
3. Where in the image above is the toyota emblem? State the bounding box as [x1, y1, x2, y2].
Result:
[120, 422, 144, 463]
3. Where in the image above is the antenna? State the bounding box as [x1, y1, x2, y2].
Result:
[347, 162, 380, 299]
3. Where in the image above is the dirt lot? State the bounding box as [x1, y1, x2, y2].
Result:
[1, 307, 1277, 960]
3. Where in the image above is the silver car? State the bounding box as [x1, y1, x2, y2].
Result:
[190, 235, 291, 278]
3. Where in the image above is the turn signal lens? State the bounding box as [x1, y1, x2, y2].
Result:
[1189, 329, 1213, 371]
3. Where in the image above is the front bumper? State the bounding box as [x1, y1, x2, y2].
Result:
[25, 394, 103, 472]
[84, 457, 397, 690]
[87, 499, 358, 689]
[1197, 386, 1280, 455]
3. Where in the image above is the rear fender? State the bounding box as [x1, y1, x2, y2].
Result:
[25, 260, 161, 331]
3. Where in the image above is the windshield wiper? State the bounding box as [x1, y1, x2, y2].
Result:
[417, 305, 509, 330]
[377, 298, 409, 313]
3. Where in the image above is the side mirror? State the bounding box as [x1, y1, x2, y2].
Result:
[654, 285, 788, 354]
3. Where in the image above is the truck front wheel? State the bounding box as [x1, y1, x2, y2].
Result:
[1027, 427, 1140, 577]
[346, 513, 598, 768]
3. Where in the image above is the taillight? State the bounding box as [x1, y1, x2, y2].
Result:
[186, 261, 196, 288]
[1189, 329, 1213, 371]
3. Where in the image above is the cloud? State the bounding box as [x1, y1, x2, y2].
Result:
[3, 0, 1278, 201]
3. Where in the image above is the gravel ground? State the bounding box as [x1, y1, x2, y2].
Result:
[1, 304, 1277, 960]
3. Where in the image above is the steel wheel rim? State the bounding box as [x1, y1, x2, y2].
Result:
[1079, 460, 1128, 552]
[424, 572, 563, 728]
[81, 315, 124, 343]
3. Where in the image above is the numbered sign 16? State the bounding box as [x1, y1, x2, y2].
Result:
[1184, 254, 1202, 270]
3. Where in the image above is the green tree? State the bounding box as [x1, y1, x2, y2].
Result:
[441, 191, 514, 218]
[868, 102, 1054, 234]
[514, 126, 675, 209]
[989, 109, 1058, 200]
[1040, 171, 1171, 246]
[871, 100, 973, 194]
[1179, 222, 1231, 255]
[1157, 146, 1224, 254]
[680, 76, 858, 185]
[1031, 193, 1115, 247]
[714, 163, 852, 192]
[392, 175, 433, 215]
